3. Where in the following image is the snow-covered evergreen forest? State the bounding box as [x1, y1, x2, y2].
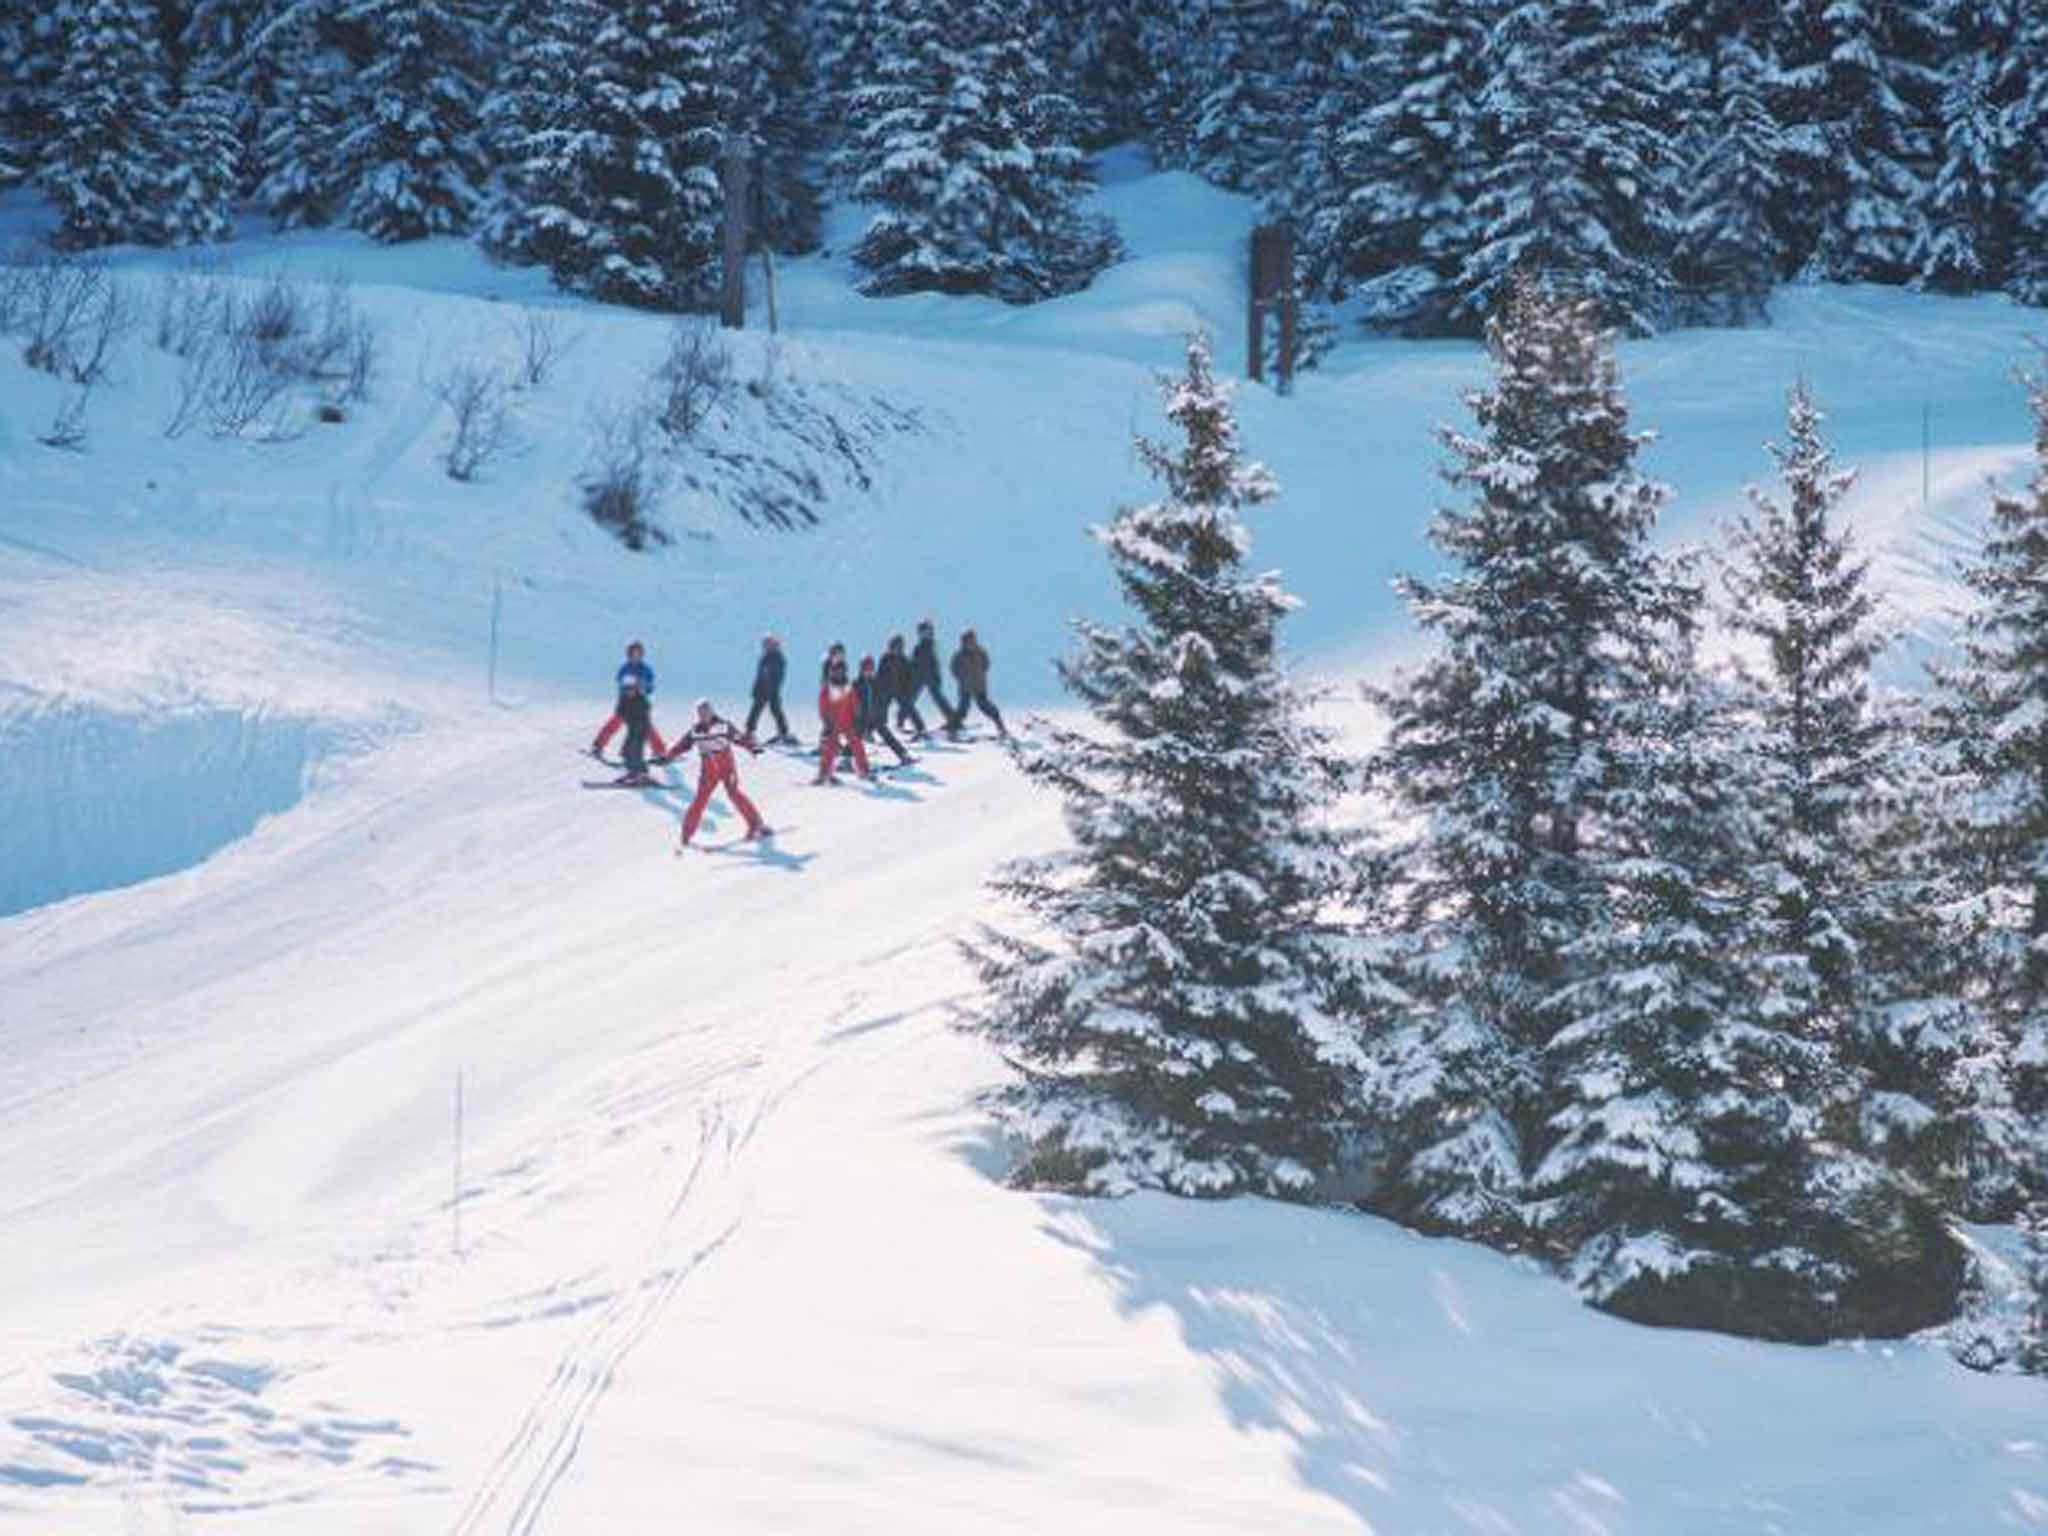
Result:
[7, 0, 2048, 331]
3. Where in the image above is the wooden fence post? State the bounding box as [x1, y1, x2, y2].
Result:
[720, 134, 750, 330]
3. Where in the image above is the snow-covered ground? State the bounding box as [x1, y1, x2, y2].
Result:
[2, 161, 2045, 1532]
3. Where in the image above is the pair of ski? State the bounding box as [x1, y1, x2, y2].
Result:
[677, 825, 792, 856]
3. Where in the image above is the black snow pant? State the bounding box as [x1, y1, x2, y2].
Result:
[910, 676, 954, 730]
[865, 712, 913, 764]
[620, 694, 654, 774]
[746, 691, 791, 741]
[891, 689, 928, 737]
[953, 688, 1005, 737]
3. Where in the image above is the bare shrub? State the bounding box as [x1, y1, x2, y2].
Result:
[154, 255, 228, 357]
[581, 403, 669, 550]
[340, 314, 376, 403]
[436, 359, 511, 481]
[0, 243, 33, 334]
[69, 279, 135, 386]
[206, 313, 300, 439]
[509, 306, 576, 389]
[241, 268, 305, 352]
[40, 385, 91, 450]
[654, 320, 733, 438]
[18, 251, 131, 383]
[162, 329, 223, 439]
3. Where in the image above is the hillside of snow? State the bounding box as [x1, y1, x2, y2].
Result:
[2, 161, 2045, 1532]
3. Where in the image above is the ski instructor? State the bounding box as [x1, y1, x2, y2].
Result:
[668, 698, 771, 849]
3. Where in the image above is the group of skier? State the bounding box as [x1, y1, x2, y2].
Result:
[586, 621, 1008, 850]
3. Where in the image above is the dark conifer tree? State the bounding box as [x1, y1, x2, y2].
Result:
[2002, 7, 2048, 305]
[328, 0, 491, 241]
[1916, 0, 2020, 292]
[1189, 0, 1297, 196]
[1369, 282, 1682, 1237]
[848, 0, 1113, 302]
[253, 2, 353, 228]
[1530, 616, 1908, 1340]
[1670, 37, 1789, 323]
[727, 0, 822, 254]
[490, 0, 728, 309]
[39, 0, 187, 248]
[966, 334, 1387, 1198]
[1773, 0, 1932, 283]
[157, 81, 241, 243]
[1453, 0, 1671, 335]
[1923, 359, 2048, 1205]
[1312, 0, 1490, 329]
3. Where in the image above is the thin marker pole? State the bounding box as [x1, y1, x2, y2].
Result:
[453, 1071, 465, 1260]
[1922, 401, 1932, 516]
[487, 578, 502, 704]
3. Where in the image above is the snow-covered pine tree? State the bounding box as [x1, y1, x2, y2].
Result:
[1773, 0, 1933, 284]
[253, 1, 354, 228]
[1189, 0, 1297, 196]
[325, 0, 491, 241]
[848, 0, 1114, 303]
[808, 0, 884, 145]
[1452, 0, 1672, 336]
[1722, 383, 1887, 1016]
[156, 81, 240, 244]
[479, 0, 592, 256]
[1721, 384, 1978, 1304]
[2002, 6, 2048, 305]
[725, 0, 821, 254]
[1924, 357, 2048, 1203]
[1530, 609, 1902, 1339]
[173, 0, 273, 190]
[0, 5, 70, 187]
[2023, 1187, 2048, 1373]
[1670, 36, 1790, 324]
[965, 334, 1387, 1198]
[1034, 0, 1155, 148]
[1368, 280, 1679, 1240]
[1309, 0, 1491, 330]
[1914, 0, 2020, 293]
[1127, 0, 1206, 170]
[490, 0, 728, 310]
[38, 0, 180, 247]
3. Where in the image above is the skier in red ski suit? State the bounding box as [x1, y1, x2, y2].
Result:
[667, 699, 770, 846]
[816, 657, 870, 785]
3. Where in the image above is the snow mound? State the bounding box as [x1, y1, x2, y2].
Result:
[0, 701, 331, 915]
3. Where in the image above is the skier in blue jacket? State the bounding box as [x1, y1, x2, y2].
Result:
[591, 640, 670, 761]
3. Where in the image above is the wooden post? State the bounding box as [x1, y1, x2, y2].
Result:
[760, 245, 778, 336]
[1275, 226, 1297, 397]
[720, 134, 749, 330]
[1249, 225, 1294, 389]
[1247, 228, 1269, 383]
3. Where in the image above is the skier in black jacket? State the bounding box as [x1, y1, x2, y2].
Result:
[908, 619, 956, 732]
[855, 654, 915, 766]
[744, 633, 795, 744]
[877, 633, 925, 738]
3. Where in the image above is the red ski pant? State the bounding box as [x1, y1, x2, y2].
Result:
[595, 712, 667, 759]
[819, 727, 868, 780]
[682, 752, 762, 843]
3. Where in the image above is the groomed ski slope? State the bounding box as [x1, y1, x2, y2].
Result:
[2, 153, 2046, 1531]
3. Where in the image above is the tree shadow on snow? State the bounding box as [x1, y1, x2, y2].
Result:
[1026, 1197, 1439, 1531]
